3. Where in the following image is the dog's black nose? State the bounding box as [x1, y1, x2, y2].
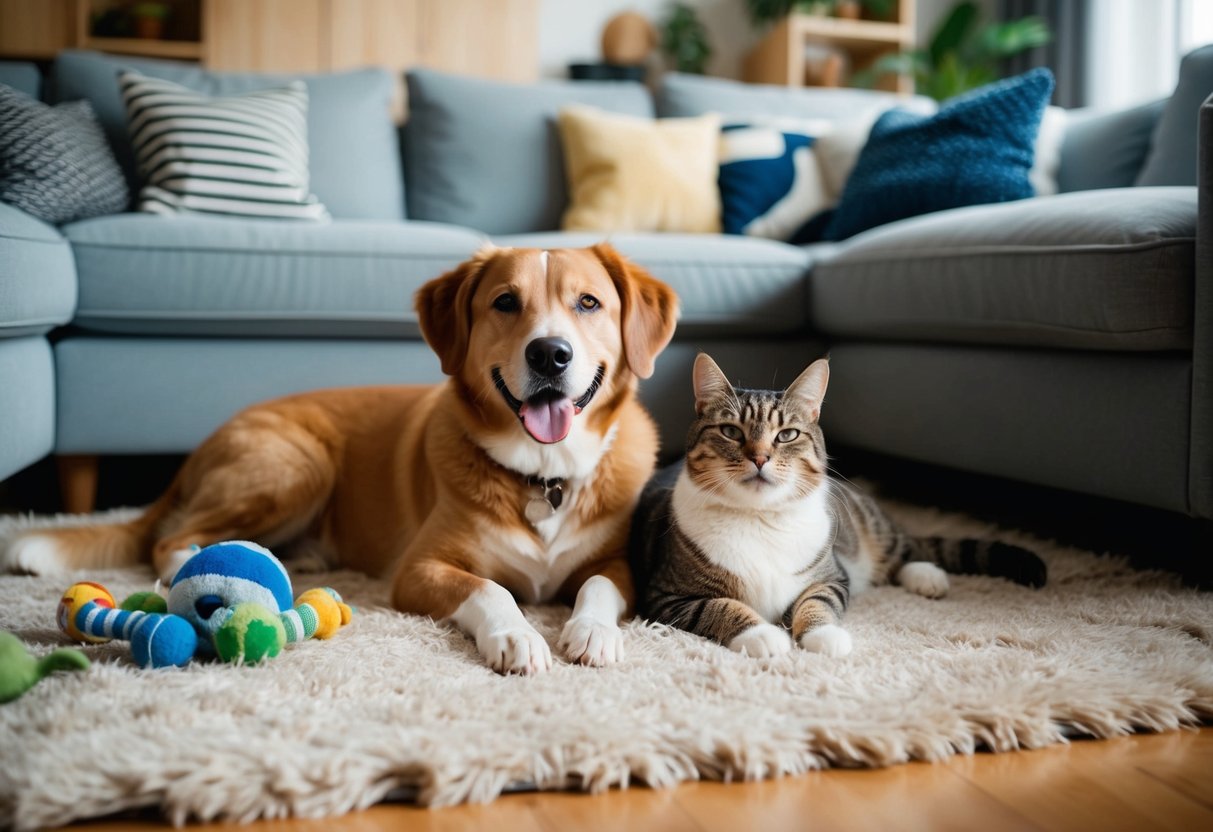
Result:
[525, 337, 573, 378]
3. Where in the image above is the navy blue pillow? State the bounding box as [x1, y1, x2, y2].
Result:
[717, 123, 833, 243]
[823, 68, 1055, 241]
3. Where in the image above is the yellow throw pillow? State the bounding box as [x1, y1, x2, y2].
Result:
[558, 105, 721, 233]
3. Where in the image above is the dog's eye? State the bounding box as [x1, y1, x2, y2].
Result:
[775, 428, 800, 443]
[492, 293, 519, 313]
[719, 425, 744, 441]
[577, 294, 600, 312]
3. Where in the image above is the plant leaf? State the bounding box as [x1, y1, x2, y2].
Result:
[929, 1, 978, 68]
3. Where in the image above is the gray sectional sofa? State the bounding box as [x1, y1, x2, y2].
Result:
[1, 47, 1209, 522]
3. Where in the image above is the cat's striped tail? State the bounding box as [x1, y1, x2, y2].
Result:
[906, 537, 1047, 588]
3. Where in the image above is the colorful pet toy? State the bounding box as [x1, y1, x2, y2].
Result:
[0, 631, 89, 703]
[57, 541, 353, 668]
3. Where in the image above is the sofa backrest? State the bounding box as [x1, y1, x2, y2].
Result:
[402, 68, 653, 235]
[1057, 99, 1165, 192]
[51, 50, 403, 221]
[0, 61, 40, 99]
[1137, 43, 1213, 187]
[657, 71, 925, 121]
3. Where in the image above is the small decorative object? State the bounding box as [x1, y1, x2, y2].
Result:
[131, 2, 170, 40]
[0, 632, 89, 704]
[804, 44, 846, 86]
[601, 11, 658, 66]
[57, 541, 354, 669]
[861, 1, 1051, 100]
[661, 3, 713, 75]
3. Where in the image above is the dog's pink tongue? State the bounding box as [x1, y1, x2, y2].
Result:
[520, 397, 574, 444]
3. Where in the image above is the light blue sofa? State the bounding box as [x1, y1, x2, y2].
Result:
[0, 48, 1209, 523]
[0, 65, 75, 483]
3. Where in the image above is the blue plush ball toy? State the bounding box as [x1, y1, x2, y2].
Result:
[167, 541, 293, 657]
[129, 613, 198, 668]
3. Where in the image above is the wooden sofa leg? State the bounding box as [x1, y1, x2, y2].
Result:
[57, 454, 99, 514]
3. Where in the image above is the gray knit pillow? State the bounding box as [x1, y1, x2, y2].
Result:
[0, 83, 129, 224]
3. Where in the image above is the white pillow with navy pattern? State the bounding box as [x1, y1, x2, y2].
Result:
[718, 119, 835, 244]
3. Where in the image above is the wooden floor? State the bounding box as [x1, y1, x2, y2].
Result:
[82, 728, 1213, 831]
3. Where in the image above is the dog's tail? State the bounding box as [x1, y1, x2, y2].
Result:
[2, 483, 179, 576]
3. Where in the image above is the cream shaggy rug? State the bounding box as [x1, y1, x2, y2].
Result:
[1, 501, 1211, 830]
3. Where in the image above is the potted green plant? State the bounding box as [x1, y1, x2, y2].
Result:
[861, 1, 1051, 99]
[131, 2, 171, 40]
[662, 3, 712, 75]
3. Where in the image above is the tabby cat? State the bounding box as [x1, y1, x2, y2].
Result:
[628, 353, 1047, 658]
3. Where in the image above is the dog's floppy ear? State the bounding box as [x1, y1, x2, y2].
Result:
[415, 246, 496, 376]
[592, 243, 679, 379]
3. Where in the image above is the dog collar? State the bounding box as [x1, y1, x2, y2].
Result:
[525, 475, 566, 524]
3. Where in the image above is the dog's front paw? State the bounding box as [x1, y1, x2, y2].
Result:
[799, 623, 853, 657]
[477, 625, 552, 676]
[2, 534, 65, 576]
[559, 615, 624, 667]
[728, 622, 792, 658]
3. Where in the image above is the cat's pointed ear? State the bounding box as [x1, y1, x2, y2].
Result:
[786, 358, 829, 422]
[693, 353, 734, 414]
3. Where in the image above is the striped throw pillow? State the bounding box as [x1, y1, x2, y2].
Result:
[119, 71, 330, 221]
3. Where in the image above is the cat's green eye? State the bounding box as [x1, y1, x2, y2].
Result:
[719, 425, 744, 441]
[775, 428, 800, 443]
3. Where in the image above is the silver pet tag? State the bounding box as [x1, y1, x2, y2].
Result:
[526, 497, 556, 524]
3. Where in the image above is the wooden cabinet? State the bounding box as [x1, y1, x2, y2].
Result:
[744, 0, 916, 93]
[0, 1, 539, 91]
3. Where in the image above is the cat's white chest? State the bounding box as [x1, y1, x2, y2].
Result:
[672, 477, 834, 623]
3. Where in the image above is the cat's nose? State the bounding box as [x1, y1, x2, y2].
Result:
[749, 453, 769, 470]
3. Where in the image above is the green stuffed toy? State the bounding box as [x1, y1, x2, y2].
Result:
[0, 630, 89, 703]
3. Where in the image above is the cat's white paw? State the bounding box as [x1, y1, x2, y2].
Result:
[899, 562, 950, 599]
[2, 534, 66, 575]
[799, 624, 853, 657]
[729, 623, 793, 658]
[559, 615, 624, 666]
[477, 625, 553, 676]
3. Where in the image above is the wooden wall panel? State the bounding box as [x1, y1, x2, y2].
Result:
[0, 0, 75, 59]
[204, 0, 326, 73]
[416, 0, 538, 82]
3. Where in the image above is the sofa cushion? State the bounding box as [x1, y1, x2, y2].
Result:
[0, 203, 77, 337]
[823, 69, 1055, 242]
[657, 72, 917, 121]
[492, 232, 822, 335]
[403, 68, 653, 235]
[558, 106, 722, 233]
[0, 85, 128, 224]
[118, 72, 328, 221]
[52, 50, 401, 220]
[1137, 44, 1213, 186]
[1058, 99, 1165, 192]
[64, 215, 486, 337]
[811, 187, 1195, 351]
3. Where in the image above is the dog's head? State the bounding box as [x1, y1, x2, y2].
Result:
[416, 243, 678, 446]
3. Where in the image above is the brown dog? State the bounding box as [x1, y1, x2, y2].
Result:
[4, 244, 679, 674]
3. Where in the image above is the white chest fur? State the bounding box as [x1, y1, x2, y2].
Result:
[480, 481, 616, 604]
[672, 474, 834, 623]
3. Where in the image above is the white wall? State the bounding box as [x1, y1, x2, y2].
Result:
[539, 0, 997, 81]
